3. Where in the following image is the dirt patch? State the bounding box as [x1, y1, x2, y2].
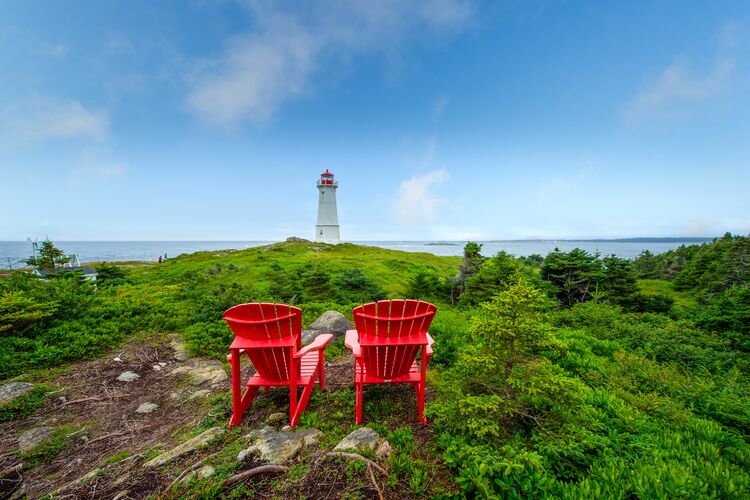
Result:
[0, 337, 228, 498]
[1, 338, 456, 498]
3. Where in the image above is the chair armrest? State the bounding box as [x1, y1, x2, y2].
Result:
[425, 332, 435, 358]
[294, 333, 333, 359]
[344, 330, 361, 357]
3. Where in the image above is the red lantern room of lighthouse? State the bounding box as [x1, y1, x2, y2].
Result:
[315, 169, 340, 244]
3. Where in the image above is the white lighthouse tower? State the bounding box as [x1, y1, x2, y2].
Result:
[315, 169, 340, 244]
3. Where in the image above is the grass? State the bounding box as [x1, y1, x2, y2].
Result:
[0, 384, 51, 422]
[638, 278, 699, 313]
[18, 425, 75, 467]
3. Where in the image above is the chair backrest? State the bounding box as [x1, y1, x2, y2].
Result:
[223, 303, 302, 382]
[352, 299, 437, 380]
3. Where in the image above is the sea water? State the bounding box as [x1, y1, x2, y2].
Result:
[0, 239, 712, 267]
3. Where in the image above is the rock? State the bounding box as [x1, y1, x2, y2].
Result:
[58, 396, 67, 404]
[18, 426, 54, 452]
[286, 236, 311, 243]
[170, 337, 189, 361]
[237, 449, 248, 462]
[117, 371, 140, 382]
[0, 382, 34, 406]
[188, 389, 211, 400]
[152, 364, 162, 371]
[180, 465, 215, 484]
[144, 427, 225, 468]
[135, 402, 158, 414]
[242, 426, 322, 464]
[307, 310, 350, 338]
[334, 427, 392, 460]
[281, 425, 292, 432]
[265, 412, 287, 426]
[171, 360, 227, 386]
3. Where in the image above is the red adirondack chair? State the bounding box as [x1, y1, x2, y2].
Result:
[223, 303, 333, 429]
[345, 299, 437, 425]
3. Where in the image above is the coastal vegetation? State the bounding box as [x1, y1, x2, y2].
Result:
[1, 235, 749, 497]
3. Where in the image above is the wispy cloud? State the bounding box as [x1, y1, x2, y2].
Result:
[624, 57, 734, 120]
[624, 21, 745, 121]
[392, 168, 448, 225]
[6, 97, 109, 143]
[432, 94, 450, 121]
[186, 0, 474, 125]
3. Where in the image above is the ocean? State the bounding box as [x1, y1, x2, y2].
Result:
[0, 238, 713, 268]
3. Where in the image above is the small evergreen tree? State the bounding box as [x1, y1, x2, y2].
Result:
[25, 239, 65, 271]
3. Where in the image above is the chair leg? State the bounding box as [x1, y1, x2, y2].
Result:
[318, 353, 326, 391]
[229, 349, 243, 429]
[417, 380, 426, 425]
[289, 383, 297, 428]
[355, 382, 363, 425]
[291, 382, 316, 428]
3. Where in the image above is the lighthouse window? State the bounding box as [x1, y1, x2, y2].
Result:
[319, 230, 323, 235]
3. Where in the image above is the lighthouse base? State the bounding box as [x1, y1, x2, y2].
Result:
[315, 225, 340, 244]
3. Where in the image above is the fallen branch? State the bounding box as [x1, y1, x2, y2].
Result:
[0, 463, 22, 478]
[84, 432, 127, 446]
[45, 387, 67, 396]
[166, 450, 222, 492]
[63, 394, 132, 405]
[367, 462, 384, 500]
[325, 452, 388, 476]
[223, 465, 289, 488]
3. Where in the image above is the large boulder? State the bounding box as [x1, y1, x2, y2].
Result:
[307, 311, 350, 339]
[18, 426, 54, 452]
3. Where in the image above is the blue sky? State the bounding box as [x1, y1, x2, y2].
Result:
[1, 0, 749, 241]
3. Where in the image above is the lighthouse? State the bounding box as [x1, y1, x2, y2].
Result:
[315, 169, 340, 244]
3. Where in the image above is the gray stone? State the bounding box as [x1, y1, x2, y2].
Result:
[0, 382, 34, 406]
[180, 465, 215, 484]
[243, 426, 322, 464]
[265, 412, 287, 426]
[307, 310, 350, 338]
[334, 427, 392, 460]
[286, 236, 311, 243]
[188, 389, 211, 400]
[144, 427, 225, 468]
[170, 337, 189, 361]
[170, 360, 227, 386]
[117, 371, 140, 382]
[237, 449, 248, 461]
[152, 364, 162, 371]
[135, 402, 158, 414]
[18, 426, 54, 452]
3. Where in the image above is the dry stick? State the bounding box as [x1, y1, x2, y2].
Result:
[223, 465, 290, 488]
[166, 450, 222, 491]
[325, 452, 388, 476]
[63, 394, 132, 405]
[0, 463, 23, 478]
[84, 431, 127, 446]
[366, 462, 384, 500]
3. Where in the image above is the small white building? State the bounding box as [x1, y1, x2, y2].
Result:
[33, 255, 98, 281]
[315, 169, 341, 244]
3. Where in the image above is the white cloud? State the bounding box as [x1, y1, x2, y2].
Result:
[432, 94, 450, 121]
[186, 0, 474, 125]
[392, 169, 448, 225]
[624, 57, 734, 119]
[72, 162, 128, 179]
[7, 97, 109, 143]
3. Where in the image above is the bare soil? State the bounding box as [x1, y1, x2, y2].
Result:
[1, 338, 455, 499]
